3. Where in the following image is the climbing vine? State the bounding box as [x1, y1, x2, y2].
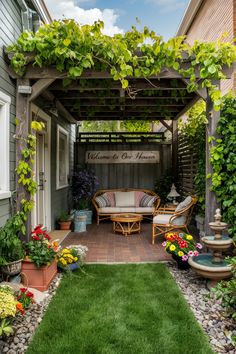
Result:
[7, 20, 236, 109]
[15, 119, 45, 220]
[209, 96, 236, 240]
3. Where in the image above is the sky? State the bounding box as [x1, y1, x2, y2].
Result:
[44, 0, 189, 39]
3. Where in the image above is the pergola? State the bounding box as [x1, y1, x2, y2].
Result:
[7, 57, 234, 234]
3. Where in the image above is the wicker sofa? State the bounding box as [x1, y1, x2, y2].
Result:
[92, 188, 160, 225]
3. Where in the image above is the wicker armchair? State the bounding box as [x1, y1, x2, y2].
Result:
[152, 196, 197, 245]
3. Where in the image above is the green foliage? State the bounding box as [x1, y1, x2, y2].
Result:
[179, 100, 206, 215]
[154, 171, 173, 204]
[0, 212, 25, 264]
[123, 120, 151, 132]
[211, 257, 236, 323]
[0, 319, 14, 338]
[25, 226, 57, 267]
[58, 211, 71, 222]
[209, 97, 236, 239]
[7, 20, 236, 109]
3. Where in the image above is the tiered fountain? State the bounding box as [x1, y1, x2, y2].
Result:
[189, 209, 233, 283]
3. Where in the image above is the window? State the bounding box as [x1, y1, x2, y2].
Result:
[0, 91, 11, 199]
[56, 125, 69, 189]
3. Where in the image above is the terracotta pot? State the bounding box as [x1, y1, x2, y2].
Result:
[21, 259, 57, 291]
[59, 221, 71, 230]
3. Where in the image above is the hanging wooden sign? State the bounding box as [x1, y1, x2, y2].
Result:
[85, 151, 160, 164]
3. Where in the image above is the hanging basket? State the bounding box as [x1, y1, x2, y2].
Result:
[1, 259, 23, 276]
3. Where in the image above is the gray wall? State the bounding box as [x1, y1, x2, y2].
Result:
[0, 0, 22, 226]
[50, 115, 76, 228]
[75, 143, 171, 191]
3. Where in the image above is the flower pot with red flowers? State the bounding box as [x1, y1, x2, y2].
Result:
[162, 232, 203, 270]
[22, 226, 59, 291]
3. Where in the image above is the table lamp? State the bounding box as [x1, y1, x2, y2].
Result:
[167, 184, 180, 205]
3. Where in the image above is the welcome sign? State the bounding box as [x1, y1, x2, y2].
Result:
[86, 151, 160, 164]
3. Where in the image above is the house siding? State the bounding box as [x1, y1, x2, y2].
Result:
[185, 0, 234, 94]
[0, 0, 22, 226]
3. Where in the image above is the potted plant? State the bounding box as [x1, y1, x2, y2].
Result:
[22, 226, 59, 291]
[58, 211, 72, 230]
[0, 212, 25, 276]
[162, 232, 202, 270]
[71, 169, 99, 224]
[57, 245, 88, 272]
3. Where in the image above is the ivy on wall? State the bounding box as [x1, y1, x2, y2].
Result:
[209, 97, 236, 240]
[7, 20, 236, 110]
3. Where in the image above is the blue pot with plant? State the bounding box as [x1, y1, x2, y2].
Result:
[71, 169, 99, 225]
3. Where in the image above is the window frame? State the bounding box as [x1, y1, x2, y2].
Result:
[56, 125, 69, 190]
[0, 91, 11, 200]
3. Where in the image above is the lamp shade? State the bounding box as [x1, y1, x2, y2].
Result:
[167, 184, 180, 198]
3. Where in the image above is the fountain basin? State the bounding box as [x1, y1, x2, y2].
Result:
[188, 254, 232, 280]
[202, 235, 233, 250]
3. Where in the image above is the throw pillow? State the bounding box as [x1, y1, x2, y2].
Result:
[175, 196, 192, 212]
[135, 191, 145, 207]
[140, 194, 157, 207]
[104, 192, 115, 207]
[95, 194, 110, 208]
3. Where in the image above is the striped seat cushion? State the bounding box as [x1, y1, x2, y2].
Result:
[140, 194, 157, 207]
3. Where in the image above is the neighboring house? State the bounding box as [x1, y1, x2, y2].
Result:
[0, 0, 76, 230]
[176, 0, 236, 94]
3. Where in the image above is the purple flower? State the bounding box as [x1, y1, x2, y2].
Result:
[162, 241, 167, 247]
[196, 243, 203, 249]
[188, 251, 194, 256]
[182, 255, 188, 261]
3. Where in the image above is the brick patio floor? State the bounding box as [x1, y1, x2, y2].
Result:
[61, 222, 171, 263]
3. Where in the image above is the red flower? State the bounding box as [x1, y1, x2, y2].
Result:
[32, 235, 40, 241]
[44, 234, 51, 240]
[26, 291, 34, 298]
[20, 288, 27, 293]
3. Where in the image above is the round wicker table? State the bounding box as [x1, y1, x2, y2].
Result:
[111, 213, 143, 236]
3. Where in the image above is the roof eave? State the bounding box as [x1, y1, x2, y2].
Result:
[30, 0, 52, 24]
[176, 0, 204, 36]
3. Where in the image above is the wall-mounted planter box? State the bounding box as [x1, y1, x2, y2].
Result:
[21, 258, 57, 291]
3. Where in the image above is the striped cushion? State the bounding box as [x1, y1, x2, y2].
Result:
[140, 194, 157, 207]
[135, 191, 145, 207]
[104, 192, 115, 207]
[95, 194, 110, 208]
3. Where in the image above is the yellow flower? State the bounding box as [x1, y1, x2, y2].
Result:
[178, 251, 184, 257]
[68, 259, 73, 264]
[62, 249, 70, 254]
[74, 257, 78, 262]
[186, 235, 193, 240]
[169, 245, 176, 251]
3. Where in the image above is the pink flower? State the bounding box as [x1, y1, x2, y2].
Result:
[182, 255, 188, 261]
[193, 251, 199, 257]
[188, 251, 194, 256]
[196, 243, 202, 249]
[162, 241, 167, 247]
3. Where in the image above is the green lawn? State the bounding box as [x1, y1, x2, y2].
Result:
[27, 264, 214, 354]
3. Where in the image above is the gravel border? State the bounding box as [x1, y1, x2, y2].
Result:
[1, 274, 62, 354]
[167, 262, 236, 354]
[1, 264, 235, 354]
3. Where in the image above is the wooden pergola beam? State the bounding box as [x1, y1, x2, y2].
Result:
[41, 90, 77, 124]
[28, 79, 56, 102]
[159, 120, 173, 132]
[8, 63, 234, 80]
[55, 95, 194, 100]
[173, 96, 200, 120]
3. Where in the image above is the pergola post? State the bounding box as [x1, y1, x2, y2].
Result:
[16, 78, 32, 239]
[172, 120, 178, 181]
[205, 85, 220, 234]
